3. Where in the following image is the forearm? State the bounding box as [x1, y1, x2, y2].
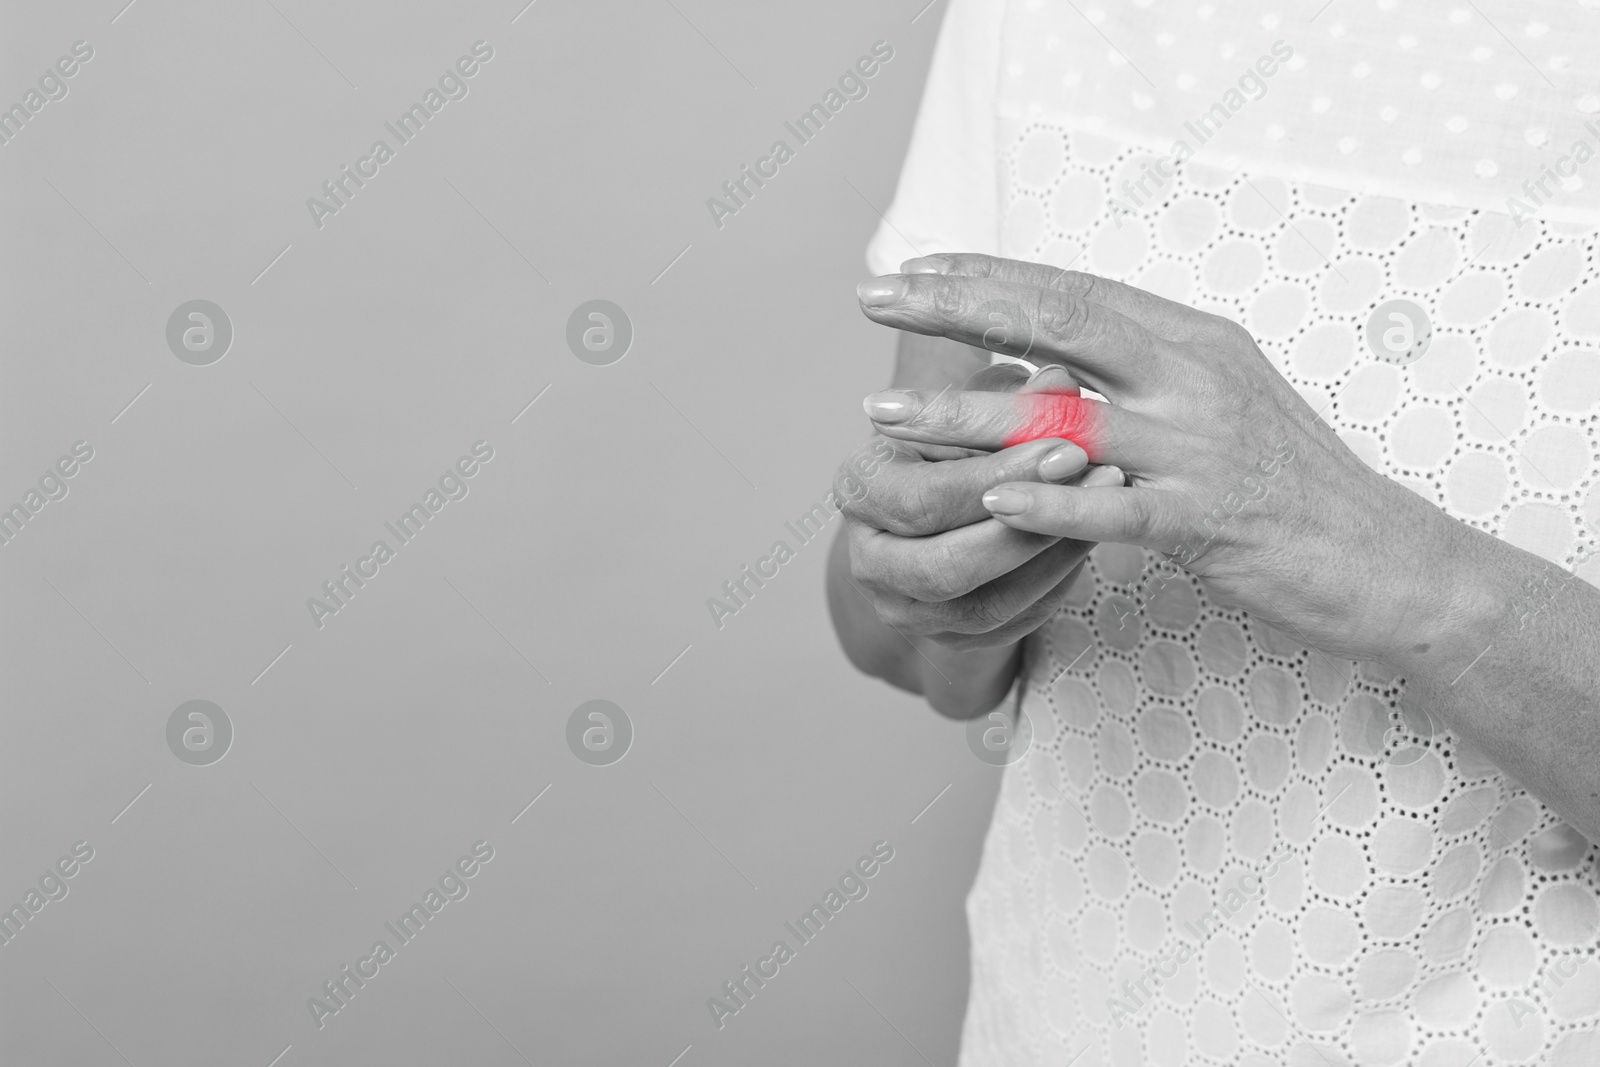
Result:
[826, 529, 1021, 718]
[1392, 518, 1600, 842]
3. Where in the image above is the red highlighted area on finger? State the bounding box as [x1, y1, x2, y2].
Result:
[1002, 392, 1102, 455]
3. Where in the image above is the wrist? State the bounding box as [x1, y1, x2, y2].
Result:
[1382, 509, 1520, 686]
[915, 635, 1023, 719]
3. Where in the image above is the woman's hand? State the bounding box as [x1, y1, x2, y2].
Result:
[856, 251, 1600, 844]
[856, 253, 1478, 667]
[837, 367, 1124, 653]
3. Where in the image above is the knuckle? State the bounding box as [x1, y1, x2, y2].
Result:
[936, 391, 976, 433]
[1052, 269, 1096, 300]
[1033, 289, 1086, 343]
[842, 471, 930, 538]
[909, 541, 970, 602]
[906, 392, 957, 441]
[1210, 316, 1256, 351]
[879, 489, 935, 537]
[964, 254, 1001, 280]
[931, 277, 968, 321]
[859, 456, 970, 537]
[846, 546, 881, 588]
[959, 587, 1017, 634]
[848, 534, 895, 587]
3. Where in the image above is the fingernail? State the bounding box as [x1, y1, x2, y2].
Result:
[1038, 442, 1088, 482]
[857, 277, 906, 307]
[1083, 465, 1125, 487]
[983, 487, 1031, 515]
[964, 362, 1032, 392]
[863, 390, 918, 423]
[1027, 364, 1075, 388]
[900, 257, 949, 275]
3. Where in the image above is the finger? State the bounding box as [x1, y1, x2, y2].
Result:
[854, 461, 1121, 603]
[893, 440, 989, 463]
[979, 481, 1190, 548]
[844, 436, 1090, 537]
[862, 386, 1173, 470]
[946, 553, 1089, 650]
[963, 360, 1033, 393]
[902, 253, 1198, 340]
[1073, 463, 1128, 489]
[962, 358, 1080, 395]
[852, 519, 1058, 603]
[915, 557, 1090, 653]
[857, 273, 1171, 396]
[900, 533, 1093, 636]
[1017, 363, 1080, 396]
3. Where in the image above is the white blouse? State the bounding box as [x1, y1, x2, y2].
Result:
[868, 3, 1600, 1065]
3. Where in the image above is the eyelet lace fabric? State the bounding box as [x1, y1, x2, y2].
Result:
[956, 124, 1600, 1067]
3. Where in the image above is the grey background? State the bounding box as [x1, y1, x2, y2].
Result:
[0, 1, 1006, 1065]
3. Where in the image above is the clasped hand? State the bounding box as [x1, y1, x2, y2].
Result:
[842, 253, 1476, 666]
